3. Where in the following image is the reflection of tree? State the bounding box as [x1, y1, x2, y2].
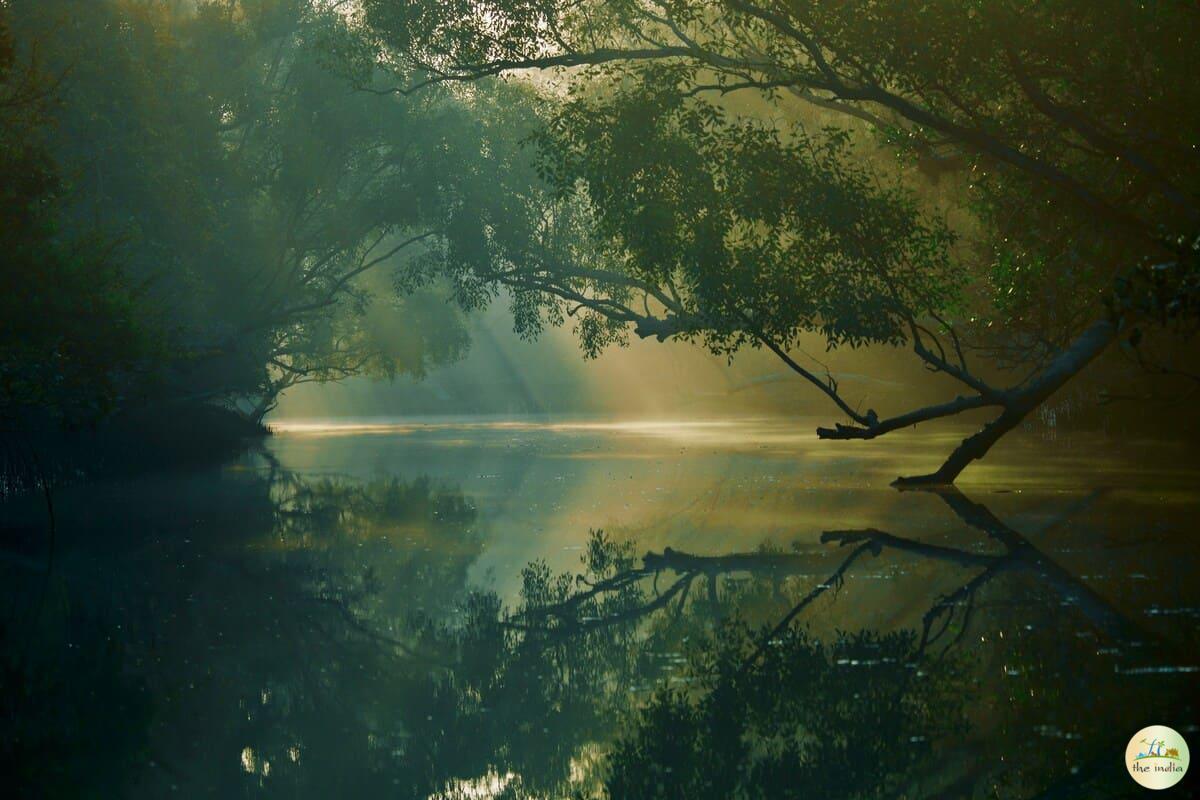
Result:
[151, 471, 488, 797]
[393, 532, 653, 798]
[485, 489, 1177, 799]
[0, 611, 151, 799]
[533, 488, 1150, 663]
[5, 476, 1190, 799]
[605, 624, 965, 800]
[1, 468, 487, 797]
[269, 472, 481, 624]
[830, 488, 1151, 657]
[361, 528, 967, 799]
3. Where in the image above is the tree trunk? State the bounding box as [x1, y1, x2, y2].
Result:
[247, 391, 279, 428]
[893, 318, 1118, 487]
[892, 406, 1028, 487]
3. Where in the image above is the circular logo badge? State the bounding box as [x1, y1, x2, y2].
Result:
[1126, 725, 1189, 790]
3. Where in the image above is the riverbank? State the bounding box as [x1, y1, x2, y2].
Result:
[2, 403, 269, 495]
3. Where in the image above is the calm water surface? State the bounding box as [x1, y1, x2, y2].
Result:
[2, 418, 1197, 798]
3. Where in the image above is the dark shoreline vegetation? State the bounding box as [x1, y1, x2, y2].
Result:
[0, 406, 270, 511]
[2, 1, 1198, 798]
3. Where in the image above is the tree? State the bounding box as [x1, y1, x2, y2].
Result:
[0, 5, 160, 428]
[4, 0, 537, 427]
[178, 0, 479, 421]
[361, 0, 1200, 484]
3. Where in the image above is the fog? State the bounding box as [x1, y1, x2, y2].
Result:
[276, 300, 935, 420]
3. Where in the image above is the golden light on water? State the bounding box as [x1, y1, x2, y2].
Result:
[429, 769, 517, 800]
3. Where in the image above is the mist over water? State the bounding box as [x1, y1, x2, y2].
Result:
[274, 305, 939, 422]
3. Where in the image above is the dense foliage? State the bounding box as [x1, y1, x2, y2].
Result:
[0, 10, 158, 426]
[4, 0, 1198, 471]
[362, 0, 1200, 481]
[0, 0, 554, 431]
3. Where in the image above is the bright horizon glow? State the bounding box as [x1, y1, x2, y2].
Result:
[270, 415, 769, 435]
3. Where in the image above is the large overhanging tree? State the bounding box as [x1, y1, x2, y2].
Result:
[5, 0, 540, 427]
[183, 2, 477, 422]
[361, 0, 1200, 485]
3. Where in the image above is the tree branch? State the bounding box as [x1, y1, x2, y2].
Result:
[816, 393, 996, 440]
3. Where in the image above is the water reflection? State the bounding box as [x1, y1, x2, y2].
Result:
[0, 421, 1196, 798]
[475, 486, 1194, 798]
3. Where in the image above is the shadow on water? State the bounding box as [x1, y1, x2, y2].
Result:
[1, 438, 1196, 798]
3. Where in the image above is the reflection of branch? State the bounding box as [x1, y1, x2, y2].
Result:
[305, 594, 450, 665]
[507, 487, 1152, 673]
[821, 528, 997, 568]
[926, 487, 1149, 646]
[507, 543, 858, 640]
[514, 566, 652, 624]
[223, 553, 453, 667]
[816, 490, 1151, 660]
[643, 547, 826, 575]
[917, 561, 1008, 659]
[739, 541, 880, 674]
[505, 572, 695, 637]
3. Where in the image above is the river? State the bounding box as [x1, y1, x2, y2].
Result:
[1, 417, 1196, 797]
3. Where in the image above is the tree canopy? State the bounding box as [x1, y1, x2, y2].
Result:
[0, 8, 159, 426]
[4, 0, 1197, 481]
[0, 0, 555, 429]
[361, 0, 1200, 482]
